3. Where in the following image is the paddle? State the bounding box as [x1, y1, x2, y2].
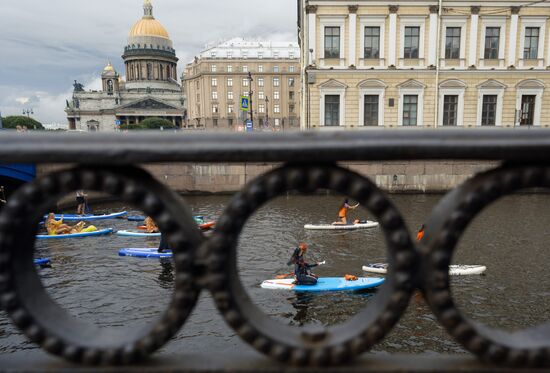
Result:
[275, 261, 326, 279]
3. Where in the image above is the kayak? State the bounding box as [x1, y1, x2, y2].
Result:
[36, 228, 113, 240]
[116, 230, 161, 237]
[260, 277, 385, 292]
[118, 248, 172, 259]
[45, 211, 127, 221]
[362, 263, 487, 276]
[136, 221, 215, 231]
[34, 258, 51, 266]
[304, 221, 379, 230]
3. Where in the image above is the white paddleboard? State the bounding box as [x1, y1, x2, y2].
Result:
[304, 221, 379, 230]
[362, 263, 487, 276]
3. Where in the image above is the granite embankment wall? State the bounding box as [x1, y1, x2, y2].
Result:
[37, 161, 499, 194]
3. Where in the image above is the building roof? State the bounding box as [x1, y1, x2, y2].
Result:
[129, 0, 170, 39]
[199, 38, 300, 60]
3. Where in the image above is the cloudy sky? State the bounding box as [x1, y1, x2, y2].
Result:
[0, 0, 298, 123]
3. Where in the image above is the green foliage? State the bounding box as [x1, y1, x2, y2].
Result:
[1, 116, 44, 130]
[118, 117, 176, 131]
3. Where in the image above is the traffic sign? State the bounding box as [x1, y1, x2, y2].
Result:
[240, 96, 250, 112]
[245, 120, 253, 132]
[115, 120, 121, 126]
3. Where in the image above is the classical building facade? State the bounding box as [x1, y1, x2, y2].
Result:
[66, 0, 185, 131]
[299, 1, 550, 129]
[183, 38, 301, 131]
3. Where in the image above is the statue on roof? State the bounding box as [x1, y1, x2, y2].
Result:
[73, 80, 85, 92]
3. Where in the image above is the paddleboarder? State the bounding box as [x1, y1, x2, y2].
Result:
[333, 198, 360, 225]
[417, 224, 425, 241]
[287, 243, 324, 286]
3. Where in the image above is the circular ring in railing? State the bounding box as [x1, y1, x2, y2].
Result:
[422, 164, 550, 367]
[207, 163, 417, 365]
[0, 166, 203, 364]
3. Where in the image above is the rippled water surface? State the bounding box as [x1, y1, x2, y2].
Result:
[1, 193, 549, 357]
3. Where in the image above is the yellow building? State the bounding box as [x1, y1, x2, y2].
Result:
[299, 1, 550, 129]
[183, 38, 301, 131]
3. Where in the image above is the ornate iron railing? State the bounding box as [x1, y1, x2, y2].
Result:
[0, 129, 549, 370]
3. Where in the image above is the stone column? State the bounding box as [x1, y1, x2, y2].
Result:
[508, 6, 520, 68]
[469, 6, 480, 68]
[428, 6, 439, 67]
[306, 5, 317, 65]
[349, 5, 358, 67]
[388, 5, 399, 67]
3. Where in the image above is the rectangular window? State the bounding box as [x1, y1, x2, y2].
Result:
[273, 66, 279, 73]
[258, 78, 264, 87]
[212, 91, 218, 100]
[324, 95, 340, 126]
[404, 27, 420, 59]
[273, 77, 280, 87]
[484, 27, 500, 59]
[524, 27, 540, 60]
[363, 95, 379, 126]
[213, 119, 218, 127]
[258, 65, 264, 72]
[445, 27, 461, 59]
[481, 95, 497, 126]
[442, 95, 458, 126]
[228, 118, 233, 127]
[274, 91, 280, 100]
[211, 78, 217, 87]
[289, 66, 295, 73]
[324, 26, 341, 58]
[364, 27, 380, 59]
[274, 104, 280, 113]
[228, 91, 234, 100]
[258, 91, 265, 100]
[402, 95, 418, 126]
[227, 65, 233, 73]
[289, 104, 295, 113]
[242, 66, 248, 73]
[274, 118, 280, 126]
[227, 52, 232, 59]
[211, 65, 217, 72]
[520, 95, 536, 125]
[243, 78, 249, 87]
[258, 104, 265, 113]
[212, 104, 218, 114]
[227, 78, 233, 87]
[289, 78, 295, 87]
[289, 91, 295, 100]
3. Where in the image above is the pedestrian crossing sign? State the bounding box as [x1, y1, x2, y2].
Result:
[240, 96, 250, 112]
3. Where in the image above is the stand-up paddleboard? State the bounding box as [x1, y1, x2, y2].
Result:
[34, 258, 51, 266]
[199, 221, 216, 231]
[45, 211, 127, 221]
[261, 277, 385, 292]
[362, 263, 487, 276]
[127, 215, 145, 222]
[118, 248, 172, 259]
[36, 228, 113, 240]
[116, 230, 161, 237]
[304, 221, 379, 230]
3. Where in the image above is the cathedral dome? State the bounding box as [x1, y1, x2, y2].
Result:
[128, 0, 170, 39]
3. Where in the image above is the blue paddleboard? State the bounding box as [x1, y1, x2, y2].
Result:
[127, 215, 145, 222]
[116, 230, 161, 237]
[36, 228, 113, 239]
[261, 277, 385, 292]
[45, 211, 127, 221]
[34, 258, 51, 266]
[119, 248, 172, 259]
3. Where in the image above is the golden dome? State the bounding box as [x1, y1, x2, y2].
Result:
[128, 0, 170, 39]
[103, 61, 115, 72]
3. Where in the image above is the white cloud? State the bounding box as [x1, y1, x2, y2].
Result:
[15, 97, 30, 105]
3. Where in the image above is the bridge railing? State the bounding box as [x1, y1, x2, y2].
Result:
[0, 129, 549, 370]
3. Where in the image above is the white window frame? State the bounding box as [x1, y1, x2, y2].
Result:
[258, 77, 264, 87]
[440, 17, 468, 68]
[273, 77, 280, 87]
[227, 91, 234, 100]
[515, 82, 544, 126]
[273, 104, 280, 114]
[258, 91, 265, 100]
[211, 78, 217, 87]
[273, 66, 280, 73]
[477, 88, 505, 127]
[399, 16, 427, 68]
[359, 16, 386, 68]
[289, 66, 295, 73]
[258, 65, 264, 73]
[242, 65, 248, 73]
[212, 104, 218, 114]
[242, 78, 249, 87]
[479, 17, 507, 68]
[212, 91, 218, 100]
[320, 88, 346, 127]
[398, 86, 425, 127]
[228, 104, 234, 114]
[273, 91, 280, 100]
[211, 65, 217, 73]
[227, 78, 233, 87]
[258, 104, 265, 113]
[358, 86, 385, 127]
[227, 65, 233, 73]
[319, 16, 346, 68]
[519, 17, 547, 68]
[438, 87, 465, 127]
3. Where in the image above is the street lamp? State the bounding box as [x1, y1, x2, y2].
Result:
[247, 72, 254, 129]
[265, 96, 269, 130]
[22, 108, 36, 130]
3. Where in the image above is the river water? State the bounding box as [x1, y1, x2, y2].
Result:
[1, 193, 549, 358]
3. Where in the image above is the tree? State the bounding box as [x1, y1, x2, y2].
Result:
[139, 117, 176, 129]
[1, 116, 44, 130]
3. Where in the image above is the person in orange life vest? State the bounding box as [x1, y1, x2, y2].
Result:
[417, 224, 425, 242]
[333, 198, 360, 225]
